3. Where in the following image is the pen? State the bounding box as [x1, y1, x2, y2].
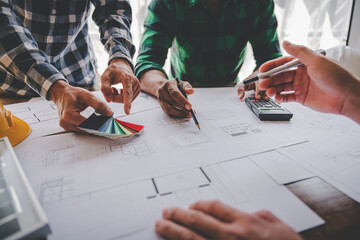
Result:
[175, 78, 201, 130]
[236, 49, 326, 87]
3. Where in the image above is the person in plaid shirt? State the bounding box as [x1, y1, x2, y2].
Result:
[0, 0, 141, 131]
[135, 0, 282, 118]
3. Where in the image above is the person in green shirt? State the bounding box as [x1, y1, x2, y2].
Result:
[135, 0, 282, 118]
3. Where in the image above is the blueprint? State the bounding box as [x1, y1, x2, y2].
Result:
[5, 91, 160, 140]
[278, 133, 360, 203]
[15, 133, 323, 240]
[13, 87, 360, 239]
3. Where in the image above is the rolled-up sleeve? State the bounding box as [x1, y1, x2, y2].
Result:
[249, 0, 282, 68]
[135, 0, 175, 79]
[92, 0, 135, 70]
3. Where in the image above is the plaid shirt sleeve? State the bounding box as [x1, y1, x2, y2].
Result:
[135, 0, 175, 79]
[92, 0, 136, 70]
[249, 0, 282, 68]
[0, 0, 67, 99]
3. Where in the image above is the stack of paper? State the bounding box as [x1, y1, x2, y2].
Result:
[78, 112, 144, 139]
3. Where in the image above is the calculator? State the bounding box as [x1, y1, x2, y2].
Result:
[245, 97, 293, 121]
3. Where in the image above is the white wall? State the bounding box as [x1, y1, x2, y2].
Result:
[348, 0, 360, 52]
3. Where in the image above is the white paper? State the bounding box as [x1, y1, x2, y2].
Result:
[278, 133, 360, 203]
[13, 88, 335, 239]
[5, 91, 160, 141]
[250, 150, 315, 184]
[14, 136, 324, 239]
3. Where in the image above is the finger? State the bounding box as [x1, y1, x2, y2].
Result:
[59, 119, 83, 132]
[160, 84, 192, 112]
[283, 41, 321, 66]
[254, 210, 281, 223]
[85, 94, 113, 116]
[59, 120, 75, 132]
[160, 100, 189, 118]
[112, 94, 124, 103]
[260, 90, 269, 100]
[259, 56, 295, 73]
[255, 85, 262, 100]
[155, 220, 206, 240]
[189, 200, 240, 222]
[122, 79, 136, 115]
[244, 82, 255, 91]
[168, 87, 192, 112]
[182, 81, 194, 95]
[68, 111, 87, 126]
[266, 87, 277, 97]
[275, 93, 297, 103]
[266, 82, 295, 96]
[162, 207, 226, 239]
[132, 84, 141, 101]
[259, 71, 296, 90]
[101, 72, 114, 102]
[237, 86, 245, 100]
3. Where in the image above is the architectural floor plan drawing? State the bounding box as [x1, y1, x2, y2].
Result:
[15, 137, 324, 239]
[5, 91, 160, 141]
[6, 100, 58, 124]
[278, 133, 360, 203]
[11, 87, 360, 239]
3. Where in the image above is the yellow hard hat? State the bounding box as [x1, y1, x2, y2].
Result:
[0, 100, 31, 146]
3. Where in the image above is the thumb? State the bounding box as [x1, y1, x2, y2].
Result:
[237, 86, 245, 100]
[283, 41, 319, 66]
[87, 94, 113, 116]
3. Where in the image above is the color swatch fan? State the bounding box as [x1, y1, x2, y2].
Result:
[78, 112, 144, 139]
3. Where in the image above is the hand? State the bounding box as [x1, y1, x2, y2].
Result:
[156, 200, 302, 240]
[157, 79, 194, 118]
[49, 81, 113, 132]
[238, 71, 268, 100]
[259, 41, 359, 115]
[101, 59, 141, 114]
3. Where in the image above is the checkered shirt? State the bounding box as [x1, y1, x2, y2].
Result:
[135, 0, 282, 85]
[0, 0, 134, 99]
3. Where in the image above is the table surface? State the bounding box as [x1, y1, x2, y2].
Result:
[2, 95, 360, 240]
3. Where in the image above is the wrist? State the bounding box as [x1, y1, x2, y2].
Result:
[49, 80, 70, 103]
[110, 58, 133, 72]
[341, 78, 360, 124]
[139, 70, 168, 98]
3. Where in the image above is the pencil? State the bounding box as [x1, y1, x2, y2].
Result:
[236, 49, 326, 87]
[175, 78, 201, 130]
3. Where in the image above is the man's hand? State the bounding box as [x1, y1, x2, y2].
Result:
[157, 79, 194, 118]
[238, 70, 268, 100]
[101, 59, 141, 114]
[259, 41, 360, 116]
[50, 81, 113, 132]
[156, 200, 302, 240]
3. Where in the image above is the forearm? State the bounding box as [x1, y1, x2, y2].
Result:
[92, 0, 135, 68]
[0, 1, 65, 99]
[250, 0, 282, 67]
[342, 77, 360, 124]
[139, 70, 168, 98]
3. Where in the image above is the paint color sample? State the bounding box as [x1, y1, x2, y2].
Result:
[78, 113, 111, 130]
[78, 113, 144, 139]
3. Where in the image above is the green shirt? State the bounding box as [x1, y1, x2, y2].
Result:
[135, 0, 282, 85]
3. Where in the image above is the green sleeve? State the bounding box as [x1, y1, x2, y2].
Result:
[249, 0, 282, 68]
[135, 0, 176, 79]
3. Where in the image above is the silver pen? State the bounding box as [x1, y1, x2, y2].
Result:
[236, 49, 326, 87]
